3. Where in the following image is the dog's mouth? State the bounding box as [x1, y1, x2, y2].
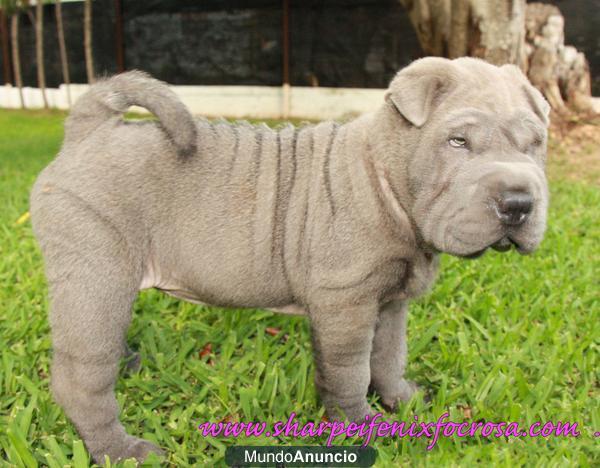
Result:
[461, 236, 523, 259]
[490, 236, 521, 252]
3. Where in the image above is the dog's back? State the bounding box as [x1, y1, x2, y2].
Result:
[29, 72, 335, 310]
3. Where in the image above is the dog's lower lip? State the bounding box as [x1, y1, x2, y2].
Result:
[492, 237, 512, 252]
[491, 237, 520, 252]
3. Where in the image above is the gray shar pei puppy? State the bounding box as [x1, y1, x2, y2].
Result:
[31, 57, 549, 463]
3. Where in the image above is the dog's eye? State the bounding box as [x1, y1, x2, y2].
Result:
[449, 137, 467, 148]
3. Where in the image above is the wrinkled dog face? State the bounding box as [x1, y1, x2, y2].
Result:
[418, 107, 549, 258]
[387, 57, 549, 258]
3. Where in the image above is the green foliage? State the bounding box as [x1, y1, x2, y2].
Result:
[0, 109, 598, 466]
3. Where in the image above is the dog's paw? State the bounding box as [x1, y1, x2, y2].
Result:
[349, 406, 376, 424]
[120, 437, 165, 463]
[91, 436, 164, 465]
[379, 379, 419, 411]
[326, 401, 374, 424]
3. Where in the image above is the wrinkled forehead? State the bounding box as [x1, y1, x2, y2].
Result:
[449, 65, 540, 111]
[443, 107, 546, 139]
[445, 107, 545, 132]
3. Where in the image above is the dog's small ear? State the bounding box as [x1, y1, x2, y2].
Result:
[502, 64, 550, 126]
[385, 57, 456, 127]
[522, 83, 550, 127]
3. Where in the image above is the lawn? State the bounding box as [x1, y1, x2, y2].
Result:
[0, 109, 598, 467]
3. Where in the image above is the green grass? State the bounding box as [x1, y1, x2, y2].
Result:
[0, 109, 598, 467]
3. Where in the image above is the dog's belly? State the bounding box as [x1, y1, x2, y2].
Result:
[139, 254, 304, 314]
[140, 273, 306, 316]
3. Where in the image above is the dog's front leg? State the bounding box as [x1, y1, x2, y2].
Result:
[310, 304, 378, 421]
[369, 300, 418, 410]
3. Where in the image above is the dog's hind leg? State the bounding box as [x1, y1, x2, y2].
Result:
[32, 196, 162, 464]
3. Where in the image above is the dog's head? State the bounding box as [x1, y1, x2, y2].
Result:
[381, 57, 549, 258]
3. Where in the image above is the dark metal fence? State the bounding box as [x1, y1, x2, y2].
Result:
[0, 0, 598, 92]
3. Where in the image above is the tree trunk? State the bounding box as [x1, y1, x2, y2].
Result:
[0, 8, 12, 85]
[399, 0, 526, 66]
[524, 3, 599, 115]
[398, 0, 598, 115]
[55, 0, 71, 105]
[10, 13, 24, 108]
[35, 0, 48, 108]
[84, 0, 94, 83]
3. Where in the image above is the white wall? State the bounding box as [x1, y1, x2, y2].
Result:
[0, 83, 386, 120]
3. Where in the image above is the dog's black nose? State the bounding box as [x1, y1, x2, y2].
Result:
[496, 190, 533, 225]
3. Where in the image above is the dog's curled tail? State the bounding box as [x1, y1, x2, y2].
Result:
[65, 70, 197, 157]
